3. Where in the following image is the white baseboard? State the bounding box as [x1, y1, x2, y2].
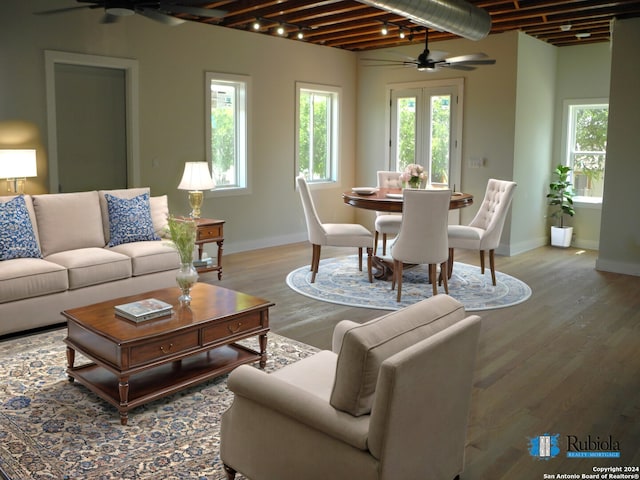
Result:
[207, 232, 308, 256]
[500, 236, 548, 256]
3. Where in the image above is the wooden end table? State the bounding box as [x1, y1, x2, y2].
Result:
[62, 283, 273, 425]
[194, 218, 224, 279]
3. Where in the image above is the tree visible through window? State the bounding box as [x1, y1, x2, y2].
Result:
[296, 83, 339, 183]
[566, 101, 608, 200]
[206, 73, 249, 190]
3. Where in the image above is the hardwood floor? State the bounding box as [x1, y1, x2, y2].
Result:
[208, 242, 640, 478]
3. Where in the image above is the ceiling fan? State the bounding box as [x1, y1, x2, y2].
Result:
[36, 0, 226, 26]
[363, 29, 496, 72]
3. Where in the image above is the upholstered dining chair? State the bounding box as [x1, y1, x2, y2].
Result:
[374, 170, 403, 255]
[296, 175, 373, 283]
[220, 294, 481, 480]
[390, 189, 451, 302]
[447, 179, 517, 286]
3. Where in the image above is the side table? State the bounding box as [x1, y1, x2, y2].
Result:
[194, 218, 224, 279]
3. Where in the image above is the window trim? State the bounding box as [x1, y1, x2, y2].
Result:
[561, 97, 608, 207]
[295, 82, 341, 189]
[205, 71, 251, 197]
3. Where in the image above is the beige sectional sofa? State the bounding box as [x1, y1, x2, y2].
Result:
[0, 187, 180, 337]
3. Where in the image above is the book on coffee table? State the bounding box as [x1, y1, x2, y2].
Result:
[114, 298, 173, 322]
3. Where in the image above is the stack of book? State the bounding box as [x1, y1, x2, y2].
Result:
[193, 257, 214, 268]
[115, 298, 173, 323]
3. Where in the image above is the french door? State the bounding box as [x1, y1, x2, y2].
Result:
[389, 79, 463, 193]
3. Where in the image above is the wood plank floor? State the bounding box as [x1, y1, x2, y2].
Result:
[208, 242, 640, 478]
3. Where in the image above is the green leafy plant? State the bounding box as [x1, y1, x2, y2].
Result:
[166, 215, 197, 264]
[547, 165, 575, 228]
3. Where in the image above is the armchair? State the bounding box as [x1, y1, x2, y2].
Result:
[220, 294, 481, 480]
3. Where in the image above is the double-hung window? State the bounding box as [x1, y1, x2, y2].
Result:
[206, 72, 249, 192]
[295, 83, 340, 184]
[564, 99, 608, 203]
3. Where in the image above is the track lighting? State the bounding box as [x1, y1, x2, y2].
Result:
[381, 22, 388, 35]
[252, 20, 260, 30]
[276, 23, 285, 35]
[297, 29, 304, 40]
[399, 27, 405, 39]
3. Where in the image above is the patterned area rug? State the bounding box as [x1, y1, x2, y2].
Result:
[286, 256, 531, 311]
[0, 329, 317, 479]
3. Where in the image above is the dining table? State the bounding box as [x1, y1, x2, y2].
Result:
[342, 187, 474, 280]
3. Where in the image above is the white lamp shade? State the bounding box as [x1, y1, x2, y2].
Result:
[0, 149, 37, 178]
[177, 162, 216, 190]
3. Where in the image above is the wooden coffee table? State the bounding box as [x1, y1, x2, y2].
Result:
[62, 283, 273, 425]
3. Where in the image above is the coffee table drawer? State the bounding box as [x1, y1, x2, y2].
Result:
[130, 330, 199, 367]
[203, 313, 263, 344]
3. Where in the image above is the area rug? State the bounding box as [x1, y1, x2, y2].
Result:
[0, 329, 318, 480]
[286, 256, 531, 311]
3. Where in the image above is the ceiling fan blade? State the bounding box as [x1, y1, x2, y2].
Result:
[441, 63, 476, 71]
[445, 53, 489, 63]
[160, 5, 227, 18]
[427, 50, 449, 62]
[138, 7, 186, 25]
[34, 5, 93, 15]
[453, 58, 496, 66]
[101, 13, 120, 23]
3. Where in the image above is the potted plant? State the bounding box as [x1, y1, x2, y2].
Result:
[547, 164, 575, 247]
[166, 215, 199, 305]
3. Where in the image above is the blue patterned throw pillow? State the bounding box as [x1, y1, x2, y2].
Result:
[105, 192, 161, 247]
[0, 195, 42, 260]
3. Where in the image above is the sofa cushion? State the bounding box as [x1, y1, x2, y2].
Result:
[98, 188, 150, 243]
[33, 191, 105, 257]
[0, 258, 68, 303]
[150, 195, 169, 239]
[46, 247, 132, 289]
[0, 195, 42, 260]
[104, 192, 160, 247]
[108, 241, 179, 276]
[330, 294, 466, 416]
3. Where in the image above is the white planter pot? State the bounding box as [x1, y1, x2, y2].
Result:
[551, 226, 573, 248]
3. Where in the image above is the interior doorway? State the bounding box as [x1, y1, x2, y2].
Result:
[45, 51, 140, 193]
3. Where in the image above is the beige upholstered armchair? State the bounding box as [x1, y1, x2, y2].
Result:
[220, 295, 481, 480]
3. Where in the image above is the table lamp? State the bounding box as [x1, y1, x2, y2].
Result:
[177, 161, 215, 218]
[0, 149, 37, 194]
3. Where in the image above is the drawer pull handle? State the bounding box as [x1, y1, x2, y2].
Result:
[228, 322, 242, 333]
[160, 343, 174, 354]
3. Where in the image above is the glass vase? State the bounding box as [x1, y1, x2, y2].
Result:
[408, 178, 421, 189]
[176, 262, 199, 306]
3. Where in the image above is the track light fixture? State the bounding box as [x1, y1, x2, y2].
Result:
[250, 17, 308, 40]
[381, 22, 388, 35]
[399, 27, 405, 39]
[252, 19, 260, 30]
[276, 23, 285, 35]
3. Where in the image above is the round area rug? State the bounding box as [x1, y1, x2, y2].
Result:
[286, 255, 531, 311]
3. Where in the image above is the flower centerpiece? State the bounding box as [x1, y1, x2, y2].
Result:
[166, 215, 199, 305]
[399, 164, 427, 189]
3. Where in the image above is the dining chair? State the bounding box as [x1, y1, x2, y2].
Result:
[374, 171, 403, 255]
[447, 179, 517, 286]
[390, 189, 451, 302]
[296, 175, 373, 283]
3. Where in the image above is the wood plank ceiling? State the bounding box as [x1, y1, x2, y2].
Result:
[186, 0, 640, 51]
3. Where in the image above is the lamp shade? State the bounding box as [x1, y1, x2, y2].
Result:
[177, 162, 215, 191]
[0, 149, 37, 178]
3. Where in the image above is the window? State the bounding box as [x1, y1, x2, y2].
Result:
[206, 72, 249, 191]
[296, 83, 340, 184]
[564, 100, 608, 202]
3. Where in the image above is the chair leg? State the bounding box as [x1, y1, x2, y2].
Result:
[395, 260, 404, 302]
[479, 249, 485, 274]
[366, 247, 373, 283]
[223, 464, 237, 480]
[448, 247, 455, 279]
[311, 244, 321, 283]
[489, 249, 496, 286]
[358, 247, 363, 271]
[374, 231, 379, 254]
[440, 261, 449, 294]
[430, 264, 438, 296]
[382, 234, 388, 255]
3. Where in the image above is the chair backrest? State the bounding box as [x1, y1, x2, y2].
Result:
[368, 314, 481, 479]
[296, 175, 326, 245]
[390, 189, 451, 265]
[376, 170, 403, 189]
[468, 178, 517, 250]
[376, 171, 403, 217]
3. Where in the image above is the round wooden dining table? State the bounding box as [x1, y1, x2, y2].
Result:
[342, 187, 474, 280]
[342, 187, 473, 212]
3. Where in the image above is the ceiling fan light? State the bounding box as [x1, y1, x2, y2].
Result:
[560, 24, 572, 32]
[105, 7, 135, 16]
[575, 32, 591, 39]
